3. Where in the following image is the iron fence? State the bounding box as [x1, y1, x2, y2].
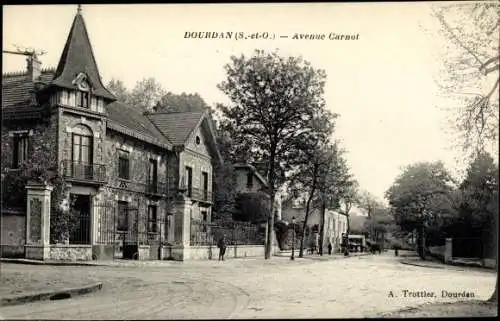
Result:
[69, 210, 91, 245]
[452, 237, 484, 259]
[62, 160, 106, 183]
[190, 220, 265, 246]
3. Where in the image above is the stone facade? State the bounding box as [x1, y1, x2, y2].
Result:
[49, 245, 92, 261]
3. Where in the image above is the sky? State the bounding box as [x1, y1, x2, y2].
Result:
[2, 3, 470, 203]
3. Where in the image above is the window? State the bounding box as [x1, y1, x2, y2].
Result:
[202, 172, 208, 200]
[148, 159, 158, 185]
[246, 172, 254, 188]
[76, 91, 90, 108]
[12, 134, 29, 168]
[148, 205, 158, 233]
[72, 134, 93, 164]
[201, 211, 208, 232]
[117, 201, 129, 232]
[185, 166, 193, 197]
[118, 150, 130, 179]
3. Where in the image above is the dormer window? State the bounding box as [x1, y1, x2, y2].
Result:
[73, 73, 90, 108]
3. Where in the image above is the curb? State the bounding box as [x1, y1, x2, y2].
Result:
[0, 258, 104, 267]
[0, 282, 103, 307]
[400, 259, 496, 272]
[400, 260, 448, 270]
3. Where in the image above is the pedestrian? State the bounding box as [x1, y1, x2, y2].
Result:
[328, 242, 332, 255]
[218, 234, 227, 261]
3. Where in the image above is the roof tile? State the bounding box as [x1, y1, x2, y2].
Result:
[146, 111, 205, 146]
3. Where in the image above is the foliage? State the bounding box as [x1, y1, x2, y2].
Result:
[385, 161, 457, 234]
[106, 78, 130, 103]
[212, 163, 238, 222]
[357, 190, 382, 219]
[218, 49, 331, 258]
[233, 192, 270, 223]
[153, 92, 210, 113]
[432, 3, 499, 156]
[106, 77, 213, 114]
[363, 205, 395, 242]
[128, 77, 166, 111]
[49, 179, 80, 244]
[454, 151, 498, 238]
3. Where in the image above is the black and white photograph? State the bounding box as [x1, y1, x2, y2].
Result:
[1, 2, 498, 319]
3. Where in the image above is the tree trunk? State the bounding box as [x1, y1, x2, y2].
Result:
[319, 197, 326, 256]
[264, 148, 277, 260]
[299, 191, 315, 258]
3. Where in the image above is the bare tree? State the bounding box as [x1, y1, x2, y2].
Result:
[433, 3, 499, 157]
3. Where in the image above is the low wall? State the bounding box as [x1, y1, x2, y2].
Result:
[428, 245, 445, 261]
[92, 244, 115, 260]
[1, 211, 26, 258]
[49, 245, 92, 261]
[187, 245, 265, 260]
[0, 245, 25, 258]
[167, 244, 266, 261]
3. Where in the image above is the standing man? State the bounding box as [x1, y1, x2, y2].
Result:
[218, 234, 227, 261]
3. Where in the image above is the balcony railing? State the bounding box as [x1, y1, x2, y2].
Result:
[62, 160, 106, 183]
[190, 187, 213, 204]
[145, 179, 168, 196]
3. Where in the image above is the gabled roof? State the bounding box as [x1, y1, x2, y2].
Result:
[2, 71, 54, 109]
[147, 110, 223, 164]
[233, 163, 269, 188]
[106, 102, 172, 149]
[146, 111, 205, 146]
[50, 10, 115, 101]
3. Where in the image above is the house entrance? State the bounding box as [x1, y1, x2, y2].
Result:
[69, 194, 91, 244]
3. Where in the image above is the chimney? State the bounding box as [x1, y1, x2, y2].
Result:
[26, 55, 42, 81]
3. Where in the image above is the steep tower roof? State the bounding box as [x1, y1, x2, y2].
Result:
[51, 6, 116, 100]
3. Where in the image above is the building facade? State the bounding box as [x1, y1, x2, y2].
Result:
[281, 198, 348, 253]
[1, 8, 221, 261]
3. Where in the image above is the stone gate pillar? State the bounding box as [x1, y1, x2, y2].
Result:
[25, 182, 53, 260]
[171, 196, 192, 260]
[444, 238, 453, 264]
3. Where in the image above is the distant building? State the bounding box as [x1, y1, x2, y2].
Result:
[232, 163, 282, 221]
[281, 197, 348, 253]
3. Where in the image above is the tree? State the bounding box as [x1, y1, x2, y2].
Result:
[289, 141, 333, 257]
[338, 180, 359, 218]
[218, 50, 330, 259]
[432, 4, 499, 301]
[456, 151, 498, 258]
[433, 3, 499, 157]
[153, 92, 210, 113]
[358, 190, 381, 220]
[233, 192, 270, 223]
[212, 162, 238, 222]
[128, 77, 166, 111]
[385, 161, 457, 258]
[357, 190, 385, 241]
[106, 78, 130, 103]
